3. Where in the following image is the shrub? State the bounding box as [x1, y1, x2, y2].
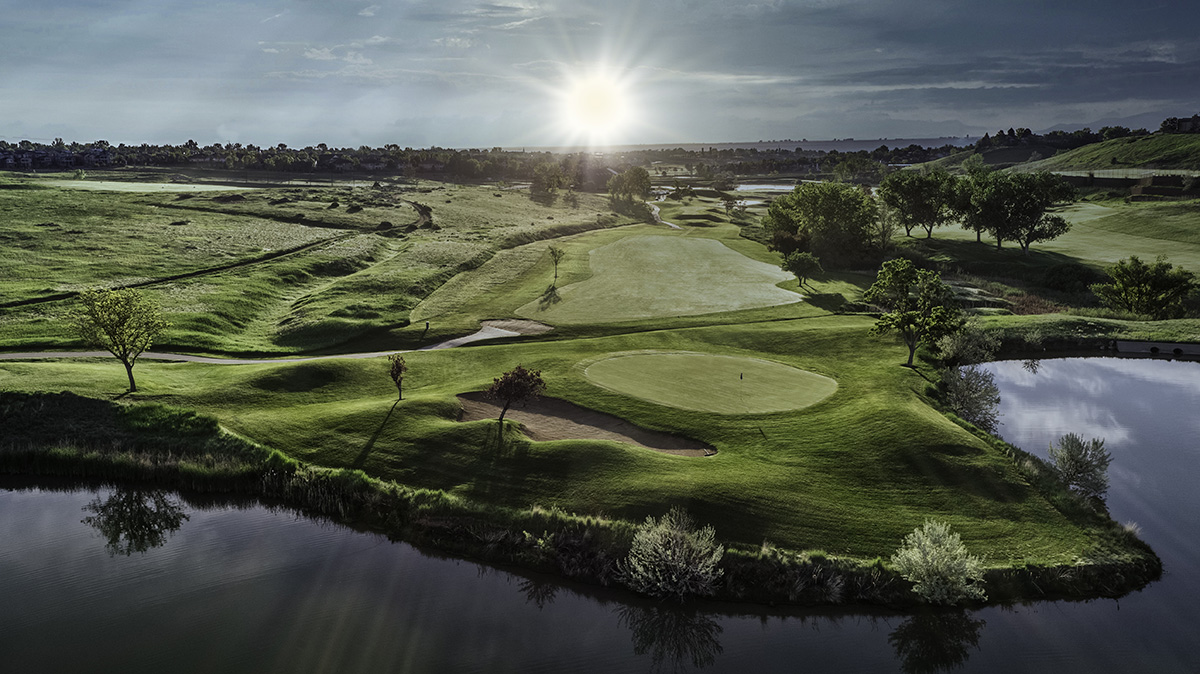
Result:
[1048, 433, 1112, 501]
[619, 507, 724, 601]
[891, 520, 986, 605]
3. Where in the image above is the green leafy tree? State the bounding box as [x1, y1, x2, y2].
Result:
[486, 365, 547, 423]
[781, 251, 823, 288]
[547, 245, 567, 285]
[879, 168, 958, 238]
[864, 259, 962, 366]
[952, 156, 993, 243]
[1090, 255, 1197, 319]
[1048, 433, 1112, 501]
[71, 288, 170, 392]
[387, 353, 408, 400]
[607, 166, 651, 200]
[619, 507, 724, 602]
[891, 520, 987, 605]
[532, 162, 564, 193]
[762, 182, 877, 269]
[958, 171, 1074, 254]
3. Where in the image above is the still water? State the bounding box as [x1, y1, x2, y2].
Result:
[2, 357, 1198, 673]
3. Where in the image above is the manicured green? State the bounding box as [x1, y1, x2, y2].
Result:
[582, 351, 837, 414]
[515, 234, 800, 324]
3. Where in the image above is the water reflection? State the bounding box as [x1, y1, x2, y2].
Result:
[81, 487, 189, 556]
[616, 604, 724, 673]
[888, 610, 986, 674]
[518, 576, 559, 609]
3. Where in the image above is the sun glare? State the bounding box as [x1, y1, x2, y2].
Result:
[557, 68, 635, 146]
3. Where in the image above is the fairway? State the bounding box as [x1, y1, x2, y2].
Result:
[583, 351, 838, 414]
[516, 234, 801, 324]
[42, 180, 253, 192]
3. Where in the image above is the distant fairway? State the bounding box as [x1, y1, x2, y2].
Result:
[583, 351, 838, 414]
[517, 235, 801, 324]
[43, 180, 252, 192]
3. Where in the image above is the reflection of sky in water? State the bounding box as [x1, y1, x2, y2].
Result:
[984, 358, 1200, 572]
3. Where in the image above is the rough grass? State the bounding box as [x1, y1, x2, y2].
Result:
[1018, 134, 1200, 172]
[582, 351, 838, 414]
[0, 182, 633, 354]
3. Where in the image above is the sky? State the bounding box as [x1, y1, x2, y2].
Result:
[3, 0, 1198, 149]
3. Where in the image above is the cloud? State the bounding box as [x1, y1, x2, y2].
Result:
[303, 47, 339, 61]
[434, 37, 475, 49]
[343, 52, 373, 65]
[261, 48, 282, 54]
[359, 5, 380, 17]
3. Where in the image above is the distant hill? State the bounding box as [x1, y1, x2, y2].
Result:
[915, 134, 1200, 175]
[1017, 134, 1200, 172]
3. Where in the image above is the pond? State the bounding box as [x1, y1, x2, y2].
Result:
[3, 357, 1198, 672]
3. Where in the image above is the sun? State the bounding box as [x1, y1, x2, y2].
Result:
[557, 68, 635, 146]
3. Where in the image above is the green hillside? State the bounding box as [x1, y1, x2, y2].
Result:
[1018, 134, 1200, 172]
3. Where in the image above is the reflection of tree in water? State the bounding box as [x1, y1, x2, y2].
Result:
[888, 610, 986, 674]
[81, 488, 189, 556]
[617, 604, 724, 673]
[1022, 359, 1041, 375]
[518, 577, 559, 610]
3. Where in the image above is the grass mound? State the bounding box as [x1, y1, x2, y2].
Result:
[583, 351, 838, 414]
[516, 234, 801, 324]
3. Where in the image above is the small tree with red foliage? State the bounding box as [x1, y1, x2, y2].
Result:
[486, 365, 546, 423]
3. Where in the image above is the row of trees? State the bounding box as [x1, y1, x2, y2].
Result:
[878, 161, 1075, 253]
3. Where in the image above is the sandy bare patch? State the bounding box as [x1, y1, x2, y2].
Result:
[457, 392, 714, 457]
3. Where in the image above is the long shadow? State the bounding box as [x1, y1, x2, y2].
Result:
[353, 400, 398, 468]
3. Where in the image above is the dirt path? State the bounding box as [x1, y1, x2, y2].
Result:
[456, 392, 714, 456]
[648, 203, 682, 230]
[0, 319, 552, 364]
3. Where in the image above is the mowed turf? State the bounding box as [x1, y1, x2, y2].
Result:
[516, 234, 801, 324]
[583, 351, 837, 414]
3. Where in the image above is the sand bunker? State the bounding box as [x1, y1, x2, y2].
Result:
[456, 391, 714, 457]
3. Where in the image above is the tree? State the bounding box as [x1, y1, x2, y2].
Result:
[547, 245, 566, 285]
[387, 353, 408, 400]
[619, 507, 724, 602]
[864, 259, 962, 366]
[1090, 255, 1197, 319]
[607, 166, 651, 200]
[952, 156, 993, 243]
[891, 519, 987, 605]
[762, 181, 877, 269]
[71, 288, 169, 392]
[486, 365, 546, 423]
[1048, 433, 1112, 501]
[879, 168, 958, 238]
[532, 162, 564, 193]
[781, 251, 823, 288]
[959, 171, 1074, 254]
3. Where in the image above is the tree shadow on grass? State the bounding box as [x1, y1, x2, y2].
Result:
[353, 400, 398, 469]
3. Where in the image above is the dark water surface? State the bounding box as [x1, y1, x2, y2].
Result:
[2, 357, 1198, 673]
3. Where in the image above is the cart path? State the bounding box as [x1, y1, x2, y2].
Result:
[0, 320, 552, 365]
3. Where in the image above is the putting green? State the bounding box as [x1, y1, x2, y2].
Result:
[517, 235, 801, 324]
[583, 351, 837, 414]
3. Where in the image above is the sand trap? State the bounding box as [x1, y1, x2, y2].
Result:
[456, 391, 714, 457]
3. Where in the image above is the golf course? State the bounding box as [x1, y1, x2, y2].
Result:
[1, 169, 1182, 605]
